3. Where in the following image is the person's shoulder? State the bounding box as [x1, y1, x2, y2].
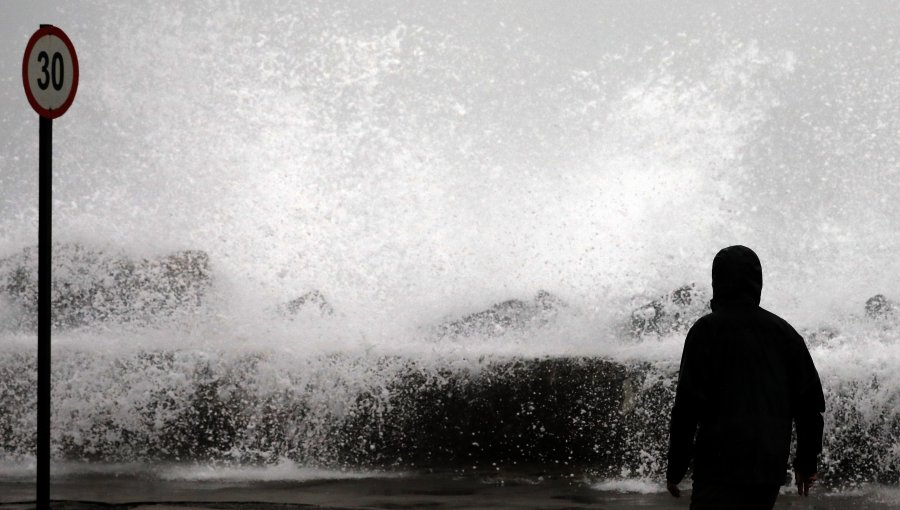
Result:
[684, 312, 715, 342]
[689, 308, 722, 330]
[756, 306, 792, 326]
[689, 311, 714, 328]
[757, 307, 805, 342]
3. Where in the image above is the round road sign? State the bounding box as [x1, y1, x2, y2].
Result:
[22, 26, 79, 119]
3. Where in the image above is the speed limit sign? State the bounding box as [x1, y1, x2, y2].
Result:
[23, 24, 80, 510]
[22, 25, 79, 119]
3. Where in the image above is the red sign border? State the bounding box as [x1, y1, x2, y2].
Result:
[22, 25, 79, 119]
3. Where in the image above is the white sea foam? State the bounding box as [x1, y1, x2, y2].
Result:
[0, 456, 401, 482]
[592, 478, 666, 494]
[159, 460, 404, 482]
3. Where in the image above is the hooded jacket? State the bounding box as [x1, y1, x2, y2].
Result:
[666, 246, 825, 485]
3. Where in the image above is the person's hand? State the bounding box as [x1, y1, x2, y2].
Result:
[666, 480, 681, 498]
[794, 470, 817, 496]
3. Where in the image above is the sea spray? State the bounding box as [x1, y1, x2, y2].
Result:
[1, 0, 899, 489]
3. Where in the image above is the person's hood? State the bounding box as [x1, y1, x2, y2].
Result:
[710, 245, 762, 311]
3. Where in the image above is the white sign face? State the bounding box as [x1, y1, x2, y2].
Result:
[23, 26, 79, 119]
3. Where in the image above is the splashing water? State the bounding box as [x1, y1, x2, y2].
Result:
[1, 0, 899, 488]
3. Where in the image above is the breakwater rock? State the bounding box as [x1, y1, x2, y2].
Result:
[278, 290, 334, 318]
[0, 352, 663, 476]
[339, 357, 635, 470]
[0, 244, 212, 329]
[866, 294, 896, 320]
[434, 290, 568, 338]
[0, 350, 895, 485]
[629, 284, 709, 337]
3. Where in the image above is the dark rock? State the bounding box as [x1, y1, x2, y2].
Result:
[280, 290, 334, 317]
[0, 351, 634, 471]
[0, 348, 895, 485]
[339, 356, 631, 473]
[803, 327, 840, 347]
[435, 290, 568, 338]
[534, 289, 567, 312]
[0, 244, 212, 329]
[865, 294, 895, 320]
[629, 284, 709, 337]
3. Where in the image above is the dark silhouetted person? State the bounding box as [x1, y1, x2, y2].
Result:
[665, 245, 825, 510]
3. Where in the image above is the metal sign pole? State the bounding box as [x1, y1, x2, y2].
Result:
[24, 24, 78, 508]
[37, 113, 52, 510]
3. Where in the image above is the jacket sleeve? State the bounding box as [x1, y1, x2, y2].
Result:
[666, 321, 708, 483]
[790, 332, 825, 475]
